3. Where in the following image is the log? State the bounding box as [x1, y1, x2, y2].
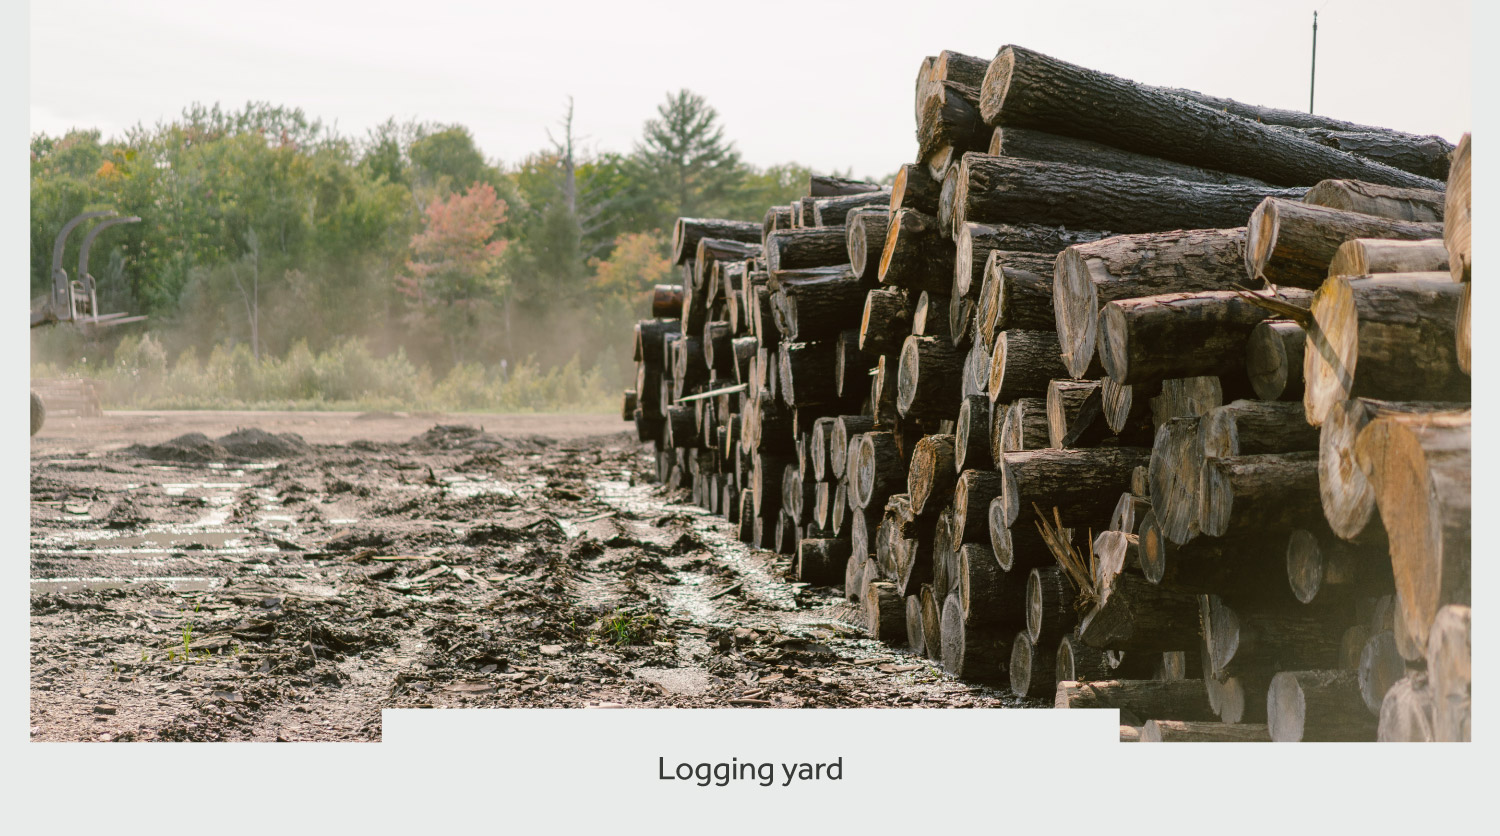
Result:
[1053, 228, 1249, 379]
[1198, 451, 1322, 539]
[1378, 673, 1435, 742]
[988, 330, 1069, 403]
[1078, 573, 1201, 654]
[911, 291, 951, 339]
[941, 592, 1007, 682]
[763, 205, 793, 247]
[890, 163, 941, 215]
[1098, 288, 1313, 386]
[1100, 376, 1156, 440]
[1054, 679, 1218, 725]
[917, 81, 990, 173]
[1149, 376, 1226, 427]
[651, 285, 683, 319]
[672, 218, 760, 265]
[978, 45, 1441, 189]
[1426, 604, 1471, 742]
[982, 249, 1067, 342]
[1301, 179, 1445, 223]
[907, 434, 957, 518]
[702, 321, 733, 376]
[954, 227, 1067, 302]
[1290, 129, 1454, 183]
[952, 469, 1006, 544]
[765, 228, 848, 272]
[1140, 720, 1271, 742]
[878, 209, 954, 295]
[1093, 531, 1140, 596]
[1055, 633, 1112, 684]
[919, 583, 944, 661]
[859, 288, 914, 355]
[1357, 412, 1470, 651]
[931, 507, 957, 598]
[1456, 281, 1470, 376]
[905, 595, 926, 654]
[989, 125, 1271, 186]
[1027, 566, 1077, 648]
[831, 415, 875, 480]
[1318, 399, 1460, 541]
[951, 154, 1301, 234]
[621, 389, 637, 422]
[1445, 133, 1471, 282]
[1268, 670, 1377, 742]
[831, 479, 848, 536]
[635, 318, 682, 368]
[1110, 493, 1149, 536]
[736, 490, 755, 543]
[1285, 528, 1387, 605]
[1304, 275, 1468, 426]
[809, 417, 837, 483]
[812, 190, 890, 228]
[1046, 379, 1102, 449]
[1000, 397, 1050, 453]
[850, 431, 904, 511]
[872, 355, 900, 427]
[1246, 198, 1444, 288]
[897, 335, 964, 420]
[1200, 594, 1344, 680]
[1000, 447, 1148, 543]
[1201, 399, 1318, 459]
[810, 174, 884, 197]
[1245, 320, 1306, 401]
[1009, 632, 1056, 699]
[1328, 238, 1449, 278]
[778, 341, 838, 408]
[797, 538, 851, 586]
[695, 238, 760, 291]
[956, 542, 1021, 628]
[955, 396, 991, 472]
[775, 271, 868, 342]
[863, 580, 907, 644]
[1357, 630, 1405, 718]
[845, 208, 890, 283]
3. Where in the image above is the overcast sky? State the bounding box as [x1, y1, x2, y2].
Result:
[31, 0, 1471, 179]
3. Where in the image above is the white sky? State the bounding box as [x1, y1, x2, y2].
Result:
[31, 0, 1473, 179]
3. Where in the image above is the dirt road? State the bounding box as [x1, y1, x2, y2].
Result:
[30, 411, 1021, 742]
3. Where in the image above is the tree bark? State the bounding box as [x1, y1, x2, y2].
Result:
[878, 209, 954, 295]
[907, 433, 957, 517]
[978, 45, 1442, 189]
[797, 538, 850, 586]
[911, 291, 951, 339]
[1000, 397, 1050, 453]
[1291, 129, 1454, 182]
[694, 238, 761, 292]
[978, 250, 1063, 349]
[1140, 720, 1272, 742]
[956, 542, 1022, 628]
[863, 580, 907, 644]
[990, 125, 1272, 186]
[1078, 573, 1201, 653]
[813, 190, 891, 228]
[1027, 566, 1078, 647]
[765, 227, 848, 272]
[1268, 670, 1377, 742]
[1053, 228, 1249, 379]
[845, 208, 889, 283]
[951, 154, 1302, 234]
[763, 205, 794, 247]
[1046, 379, 1102, 449]
[1302, 180, 1445, 223]
[955, 396, 992, 472]
[1000, 446, 1150, 534]
[1055, 634, 1112, 683]
[988, 330, 1069, 403]
[941, 592, 1008, 682]
[774, 270, 868, 342]
[917, 81, 991, 173]
[1246, 320, 1306, 401]
[810, 174, 884, 197]
[956, 228, 1070, 303]
[673, 218, 760, 265]
[1198, 451, 1322, 539]
[809, 416, 837, 483]
[953, 469, 1006, 544]
[1200, 398, 1318, 459]
[859, 287, 913, 355]
[1445, 133, 1471, 282]
[1054, 679, 1218, 724]
[1009, 631, 1058, 699]
[1356, 411, 1471, 650]
[1098, 288, 1312, 386]
[778, 341, 838, 408]
[1246, 198, 1444, 287]
[890, 163, 941, 215]
[1304, 275, 1468, 426]
[635, 318, 681, 368]
[898, 335, 964, 420]
[1201, 595, 1345, 680]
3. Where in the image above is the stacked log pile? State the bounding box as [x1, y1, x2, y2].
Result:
[622, 45, 1469, 742]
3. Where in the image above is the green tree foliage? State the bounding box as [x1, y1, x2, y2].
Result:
[630, 90, 748, 227]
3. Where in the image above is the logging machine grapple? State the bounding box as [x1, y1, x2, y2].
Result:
[30, 211, 144, 435]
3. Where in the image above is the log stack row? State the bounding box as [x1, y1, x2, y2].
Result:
[623, 45, 1469, 742]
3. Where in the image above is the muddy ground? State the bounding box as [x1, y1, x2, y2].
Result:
[30, 410, 1023, 742]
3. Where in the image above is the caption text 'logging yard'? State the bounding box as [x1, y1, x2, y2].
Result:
[626, 45, 1472, 743]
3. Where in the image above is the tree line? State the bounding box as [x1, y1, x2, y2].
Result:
[30, 92, 875, 401]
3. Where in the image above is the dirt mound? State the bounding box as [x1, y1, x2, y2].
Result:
[133, 432, 231, 463]
[410, 424, 551, 453]
[217, 428, 310, 459]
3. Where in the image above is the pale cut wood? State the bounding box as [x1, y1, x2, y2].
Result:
[1301, 179, 1445, 222]
[1444, 133, 1471, 282]
[1327, 238, 1449, 277]
[1425, 604, 1471, 742]
[1317, 399, 1461, 541]
[1377, 673, 1435, 742]
[1245, 320, 1306, 401]
[1246, 197, 1443, 288]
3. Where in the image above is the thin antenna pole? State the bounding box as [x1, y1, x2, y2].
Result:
[1310, 11, 1318, 114]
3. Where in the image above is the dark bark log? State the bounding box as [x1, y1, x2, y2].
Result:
[1140, 720, 1271, 742]
[941, 592, 1008, 682]
[960, 336, 989, 398]
[1357, 630, 1405, 717]
[1268, 670, 1377, 742]
[1304, 275, 1468, 426]
[750, 453, 792, 519]
[777, 341, 837, 408]
[1445, 133, 1471, 282]
[989, 125, 1273, 186]
[1140, 510, 1282, 594]
[952, 154, 1302, 234]
[813, 190, 891, 228]
[1000, 447, 1150, 531]
[1303, 180, 1445, 223]
[907, 434, 956, 517]
[1356, 412, 1471, 650]
[1009, 632, 1057, 698]
[920, 583, 944, 661]
[673, 218, 760, 265]
[1426, 604, 1471, 742]
[1328, 237, 1448, 278]
[1201, 594, 1344, 680]
[863, 580, 907, 644]
[1093, 531, 1141, 596]
[1200, 398, 1318, 458]
[702, 321, 732, 377]
[695, 238, 760, 292]
[635, 318, 681, 368]
[845, 208, 889, 283]
[774, 271, 867, 342]
[988, 330, 1069, 403]
[736, 490, 755, 543]
[982, 249, 1070, 346]
[878, 209, 954, 295]
[664, 403, 699, 450]
[850, 431, 904, 510]
[905, 594, 926, 653]
[897, 335, 964, 420]
[956, 542, 1022, 629]
[1246, 198, 1444, 288]
[751, 286, 780, 348]
[978, 45, 1442, 189]
[1246, 320, 1306, 401]
[890, 163, 941, 216]
[1079, 573, 1201, 653]
[809, 416, 837, 483]
[931, 506, 957, 598]
[1027, 566, 1079, 648]
[1292, 130, 1454, 182]
[918, 81, 990, 172]
[1000, 397, 1051, 453]
[1099, 288, 1312, 386]
[797, 538, 851, 586]
[911, 291, 951, 339]
[1198, 451, 1321, 539]
[763, 205, 794, 248]
[831, 479, 848, 536]
[810, 174, 884, 197]
[955, 396, 991, 472]
[1053, 228, 1249, 378]
[1055, 633, 1112, 683]
[872, 355, 900, 427]
[953, 469, 1006, 544]
[1054, 679, 1218, 724]
[859, 288, 913, 355]
[765, 228, 848, 272]
[1377, 673, 1435, 742]
[621, 389, 637, 422]
[651, 285, 683, 319]
[1284, 527, 1389, 604]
